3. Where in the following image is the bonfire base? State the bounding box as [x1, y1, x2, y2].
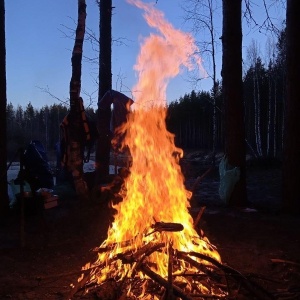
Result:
[70, 241, 277, 300]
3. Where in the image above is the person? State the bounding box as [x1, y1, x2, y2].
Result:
[15, 140, 54, 192]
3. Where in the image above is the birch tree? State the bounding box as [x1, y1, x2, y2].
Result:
[246, 40, 263, 157]
[184, 0, 221, 165]
[265, 38, 277, 157]
[65, 0, 88, 198]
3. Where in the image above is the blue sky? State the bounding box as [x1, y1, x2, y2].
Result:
[5, 0, 285, 110]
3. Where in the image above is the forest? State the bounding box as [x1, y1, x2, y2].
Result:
[6, 28, 286, 163]
[0, 0, 299, 212]
[1, 1, 300, 299]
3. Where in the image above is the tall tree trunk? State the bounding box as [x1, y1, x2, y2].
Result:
[221, 0, 247, 206]
[255, 68, 262, 156]
[267, 72, 271, 157]
[282, 0, 300, 214]
[70, 1, 86, 109]
[281, 81, 285, 154]
[67, 0, 88, 198]
[273, 83, 277, 157]
[0, 0, 9, 214]
[95, 0, 112, 182]
[99, 1, 112, 98]
[212, 84, 217, 165]
[45, 109, 48, 151]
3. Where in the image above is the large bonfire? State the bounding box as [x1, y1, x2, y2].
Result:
[74, 0, 222, 298]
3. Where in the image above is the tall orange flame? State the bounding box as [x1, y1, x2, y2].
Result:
[89, 0, 220, 292]
[129, 0, 207, 108]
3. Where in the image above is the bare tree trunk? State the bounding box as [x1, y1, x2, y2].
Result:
[282, 0, 300, 214]
[255, 68, 263, 156]
[98, 0, 112, 98]
[67, 0, 88, 198]
[267, 73, 271, 157]
[211, 86, 217, 164]
[252, 63, 261, 157]
[185, 0, 219, 163]
[281, 81, 285, 153]
[208, 0, 218, 165]
[0, 0, 9, 214]
[273, 83, 277, 157]
[221, 0, 247, 207]
[45, 109, 48, 151]
[247, 40, 262, 157]
[266, 40, 275, 158]
[95, 0, 112, 183]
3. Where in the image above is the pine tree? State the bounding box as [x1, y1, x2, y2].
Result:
[221, 0, 247, 206]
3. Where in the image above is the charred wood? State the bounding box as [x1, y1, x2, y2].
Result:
[138, 263, 194, 300]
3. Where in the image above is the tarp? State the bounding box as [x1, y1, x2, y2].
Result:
[22, 140, 54, 191]
[219, 156, 240, 203]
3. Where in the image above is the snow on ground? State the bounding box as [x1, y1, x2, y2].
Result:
[7, 163, 20, 182]
[6, 160, 119, 205]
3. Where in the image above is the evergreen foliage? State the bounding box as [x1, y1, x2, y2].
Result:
[167, 28, 286, 159]
[6, 103, 96, 162]
[6, 28, 286, 162]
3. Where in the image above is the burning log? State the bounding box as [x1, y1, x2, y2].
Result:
[167, 242, 174, 300]
[193, 206, 206, 229]
[67, 3, 281, 299]
[146, 221, 184, 236]
[178, 251, 275, 300]
[68, 219, 221, 299]
[93, 238, 138, 253]
[270, 258, 300, 267]
[117, 242, 166, 265]
[138, 263, 193, 300]
[68, 241, 278, 300]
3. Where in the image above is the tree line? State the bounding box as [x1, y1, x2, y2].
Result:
[2, 0, 299, 214]
[6, 25, 285, 164]
[167, 29, 286, 160]
[6, 102, 96, 162]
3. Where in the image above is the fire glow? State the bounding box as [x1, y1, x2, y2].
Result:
[78, 0, 222, 298]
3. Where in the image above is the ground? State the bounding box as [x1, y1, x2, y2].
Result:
[1, 152, 300, 299]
